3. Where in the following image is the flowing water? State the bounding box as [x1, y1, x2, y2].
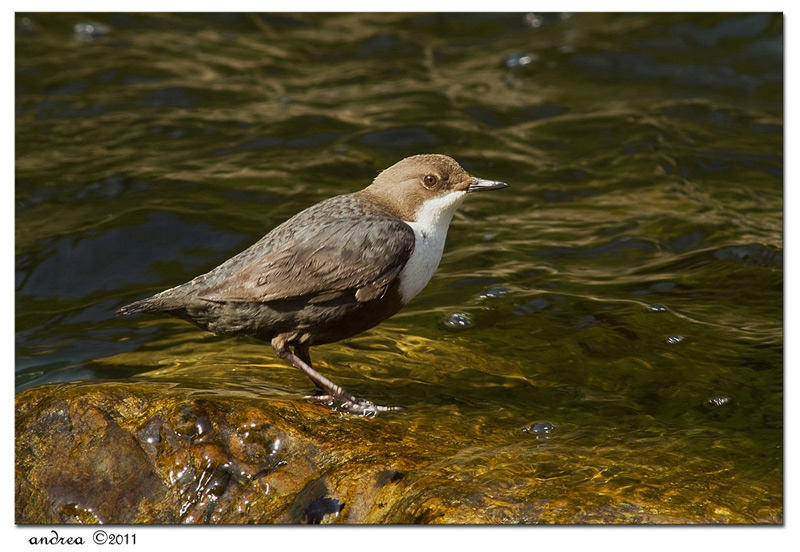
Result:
[15, 13, 783, 522]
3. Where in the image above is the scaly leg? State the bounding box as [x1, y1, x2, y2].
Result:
[272, 336, 404, 417]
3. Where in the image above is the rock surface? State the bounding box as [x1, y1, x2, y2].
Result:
[15, 381, 774, 524]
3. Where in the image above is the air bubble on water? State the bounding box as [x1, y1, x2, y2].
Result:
[73, 21, 110, 42]
[666, 335, 684, 344]
[522, 421, 554, 439]
[17, 17, 36, 33]
[648, 304, 667, 312]
[524, 13, 544, 28]
[705, 395, 732, 408]
[443, 312, 472, 331]
[479, 286, 510, 301]
[504, 52, 537, 69]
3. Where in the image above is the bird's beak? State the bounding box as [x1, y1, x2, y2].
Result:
[467, 177, 509, 193]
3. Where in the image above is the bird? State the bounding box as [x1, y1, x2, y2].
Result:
[117, 154, 508, 416]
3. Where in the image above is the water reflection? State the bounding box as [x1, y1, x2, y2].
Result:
[15, 13, 782, 522]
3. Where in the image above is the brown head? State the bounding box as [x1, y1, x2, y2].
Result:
[358, 154, 508, 223]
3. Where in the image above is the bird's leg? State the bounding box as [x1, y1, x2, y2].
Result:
[271, 336, 405, 417]
[293, 344, 323, 390]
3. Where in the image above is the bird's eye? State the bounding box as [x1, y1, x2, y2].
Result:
[423, 174, 438, 188]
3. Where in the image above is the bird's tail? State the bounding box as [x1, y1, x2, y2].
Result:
[116, 294, 174, 317]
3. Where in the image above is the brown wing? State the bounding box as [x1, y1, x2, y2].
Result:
[197, 196, 415, 305]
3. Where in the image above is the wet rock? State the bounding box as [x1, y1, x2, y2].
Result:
[14, 381, 429, 524]
[14, 381, 780, 524]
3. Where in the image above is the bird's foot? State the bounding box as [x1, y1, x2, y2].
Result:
[306, 393, 406, 417]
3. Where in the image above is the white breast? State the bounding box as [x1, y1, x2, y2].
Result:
[398, 190, 468, 303]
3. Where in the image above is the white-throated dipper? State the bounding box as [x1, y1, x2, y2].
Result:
[117, 154, 507, 416]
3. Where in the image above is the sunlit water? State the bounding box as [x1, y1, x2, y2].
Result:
[15, 13, 782, 522]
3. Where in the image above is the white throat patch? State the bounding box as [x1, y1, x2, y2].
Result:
[398, 190, 468, 303]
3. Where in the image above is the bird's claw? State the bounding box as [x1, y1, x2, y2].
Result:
[306, 393, 406, 417]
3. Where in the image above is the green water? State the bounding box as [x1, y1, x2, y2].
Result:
[15, 13, 782, 522]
